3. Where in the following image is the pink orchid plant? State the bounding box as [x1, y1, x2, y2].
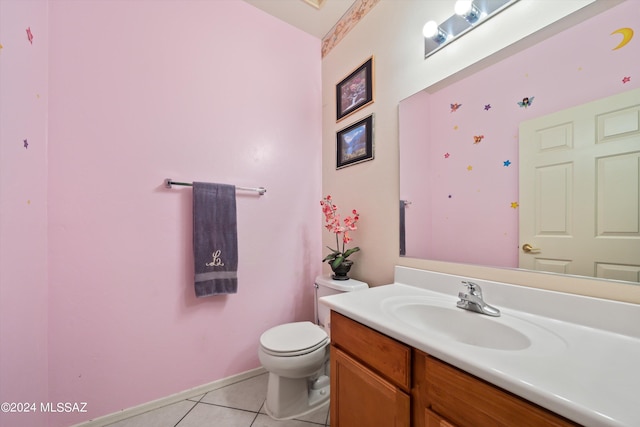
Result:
[320, 195, 360, 269]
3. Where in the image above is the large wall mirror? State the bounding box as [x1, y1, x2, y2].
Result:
[399, 0, 639, 285]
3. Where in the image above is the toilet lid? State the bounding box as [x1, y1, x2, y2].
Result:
[260, 321, 328, 355]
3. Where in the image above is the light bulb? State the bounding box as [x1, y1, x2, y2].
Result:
[455, 0, 481, 23]
[454, 0, 473, 16]
[422, 21, 438, 38]
[423, 21, 448, 44]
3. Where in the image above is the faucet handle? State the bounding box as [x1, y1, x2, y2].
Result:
[461, 281, 482, 296]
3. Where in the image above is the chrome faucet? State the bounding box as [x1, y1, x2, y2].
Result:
[456, 281, 501, 317]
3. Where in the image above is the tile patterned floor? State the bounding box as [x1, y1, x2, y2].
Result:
[105, 373, 330, 427]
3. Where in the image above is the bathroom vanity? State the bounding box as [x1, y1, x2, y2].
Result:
[321, 267, 640, 427]
[331, 311, 577, 426]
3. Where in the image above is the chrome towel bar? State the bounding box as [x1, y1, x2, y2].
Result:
[164, 179, 266, 195]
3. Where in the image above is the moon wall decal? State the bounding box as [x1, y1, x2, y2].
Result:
[611, 27, 634, 50]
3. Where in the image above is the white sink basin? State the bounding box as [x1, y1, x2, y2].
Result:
[381, 296, 567, 352]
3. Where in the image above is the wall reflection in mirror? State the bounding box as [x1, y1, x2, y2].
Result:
[399, 1, 640, 285]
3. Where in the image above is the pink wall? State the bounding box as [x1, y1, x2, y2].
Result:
[1, 1, 320, 426]
[401, 1, 639, 267]
[0, 1, 50, 427]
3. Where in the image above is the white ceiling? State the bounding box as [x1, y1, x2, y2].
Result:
[242, 0, 357, 39]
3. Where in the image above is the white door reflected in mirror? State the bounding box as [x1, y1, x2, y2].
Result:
[519, 89, 640, 282]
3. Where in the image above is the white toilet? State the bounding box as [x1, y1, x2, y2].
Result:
[258, 275, 368, 420]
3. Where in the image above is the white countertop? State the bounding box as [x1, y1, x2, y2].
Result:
[319, 267, 640, 427]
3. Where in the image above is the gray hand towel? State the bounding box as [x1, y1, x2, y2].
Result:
[193, 182, 238, 297]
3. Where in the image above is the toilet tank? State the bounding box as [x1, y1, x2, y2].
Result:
[314, 275, 368, 331]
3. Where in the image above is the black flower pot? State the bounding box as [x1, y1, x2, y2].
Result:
[331, 260, 353, 281]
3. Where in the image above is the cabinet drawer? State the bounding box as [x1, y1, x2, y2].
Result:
[331, 311, 411, 391]
[425, 356, 580, 427]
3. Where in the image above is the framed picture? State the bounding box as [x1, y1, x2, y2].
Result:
[336, 114, 374, 169]
[336, 56, 374, 121]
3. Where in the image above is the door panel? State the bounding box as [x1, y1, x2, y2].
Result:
[519, 89, 640, 281]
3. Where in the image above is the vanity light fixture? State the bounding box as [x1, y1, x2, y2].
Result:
[424, 0, 520, 59]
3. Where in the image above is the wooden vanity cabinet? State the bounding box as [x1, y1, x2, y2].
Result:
[331, 310, 581, 427]
[330, 311, 411, 427]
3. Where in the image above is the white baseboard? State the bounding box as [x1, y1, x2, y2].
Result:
[70, 366, 267, 427]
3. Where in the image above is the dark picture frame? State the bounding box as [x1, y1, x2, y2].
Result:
[336, 56, 374, 121]
[336, 114, 374, 169]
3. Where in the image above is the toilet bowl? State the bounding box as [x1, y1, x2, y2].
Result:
[258, 275, 368, 420]
[258, 321, 330, 420]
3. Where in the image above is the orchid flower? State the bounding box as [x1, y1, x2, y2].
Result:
[320, 195, 360, 268]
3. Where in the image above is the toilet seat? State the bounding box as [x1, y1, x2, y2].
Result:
[260, 321, 328, 357]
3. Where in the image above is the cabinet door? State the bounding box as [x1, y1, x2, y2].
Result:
[331, 346, 410, 427]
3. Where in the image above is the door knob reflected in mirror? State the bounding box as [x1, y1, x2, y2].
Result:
[522, 243, 541, 254]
